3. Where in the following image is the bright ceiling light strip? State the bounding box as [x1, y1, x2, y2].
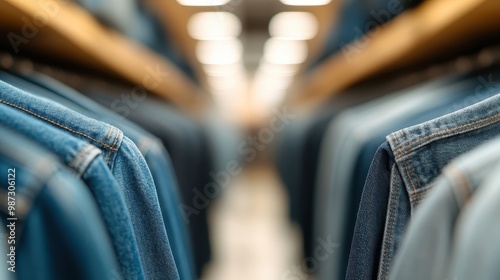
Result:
[188, 12, 242, 40]
[177, 0, 231, 6]
[279, 0, 331, 6]
[269, 12, 319, 40]
[196, 39, 243, 65]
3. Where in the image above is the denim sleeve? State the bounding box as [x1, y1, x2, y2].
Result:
[0, 103, 145, 279]
[346, 142, 395, 280]
[113, 137, 180, 280]
[0, 126, 120, 280]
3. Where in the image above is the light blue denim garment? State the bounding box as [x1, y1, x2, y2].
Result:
[448, 159, 500, 279]
[0, 125, 120, 280]
[381, 93, 500, 279]
[315, 76, 464, 280]
[0, 70, 195, 280]
[389, 136, 500, 280]
[0, 80, 179, 279]
[0, 103, 142, 279]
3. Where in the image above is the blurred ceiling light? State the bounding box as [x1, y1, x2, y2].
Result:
[263, 38, 308, 65]
[177, 0, 230, 6]
[188, 12, 242, 40]
[254, 74, 293, 91]
[258, 62, 300, 76]
[252, 88, 287, 108]
[196, 39, 243, 65]
[279, 0, 331, 6]
[207, 75, 245, 91]
[269, 12, 318, 40]
[203, 63, 245, 77]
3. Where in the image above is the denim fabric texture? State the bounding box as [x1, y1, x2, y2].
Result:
[1, 70, 195, 280]
[389, 136, 500, 280]
[0, 80, 179, 279]
[83, 87, 212, 276]
[345, 69, 500, 280]
[0, 125, 120, 280]
[372, 93, 500, 279]
[0, 102, 143, 279]
[317, 76, 464, 280]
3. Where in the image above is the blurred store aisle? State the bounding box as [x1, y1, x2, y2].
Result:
[203, 161, 302, 280]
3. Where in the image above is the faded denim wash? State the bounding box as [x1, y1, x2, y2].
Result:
[0, 80, 179, 279]
[0, 125, 120, 280]
[389, 136, 500, 280]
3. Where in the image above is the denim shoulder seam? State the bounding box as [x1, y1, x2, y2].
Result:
[68, 144, 102, 177]
[391, 112, 500, 159]
[0, 98, 119, 152]
[106, 126, 120, 166]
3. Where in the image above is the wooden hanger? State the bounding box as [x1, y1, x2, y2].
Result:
[0, 0, 207, 114]
[291, 0, 500, 107]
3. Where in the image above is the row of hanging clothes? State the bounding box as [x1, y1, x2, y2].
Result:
[275, 0, 500, 279]
[0, 0, 242, 279]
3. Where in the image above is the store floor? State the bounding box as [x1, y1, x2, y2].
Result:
[202, 161, 302, 280]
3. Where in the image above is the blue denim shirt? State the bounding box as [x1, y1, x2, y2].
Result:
[0, 103, 143, 279]
[0, 125, 120, 280]
[0, 70, 195, 280]
[448, 159, 500, 279]
[389, 136, 500, 280]
[0, 80, 179, 279]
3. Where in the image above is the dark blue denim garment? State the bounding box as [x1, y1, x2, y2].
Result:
[0, 80, 179, 279]
[389, 136, 500, 280]
[347, 91, 500, 280]
[347, 142, 395, 280]
[0, 125, 120, 280]
[0, 102, 142, 279]
[0, 70, 195, 280]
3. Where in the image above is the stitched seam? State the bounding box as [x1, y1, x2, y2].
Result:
[109, 128, 120, 151]
[394, 112, 500, 157]
[402, 158, 417, 194]
[105, 127, 114, 165]
[106, 126, 113, 141]
[382, 184, 399, 279]
[68, 144, 95, 175]
[106, 128, 121, 166]
[410, 186, 434, 198]
[391, 133, 400, 147]
[0, 99, 118, 151]
[408, 160, 423, 191]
